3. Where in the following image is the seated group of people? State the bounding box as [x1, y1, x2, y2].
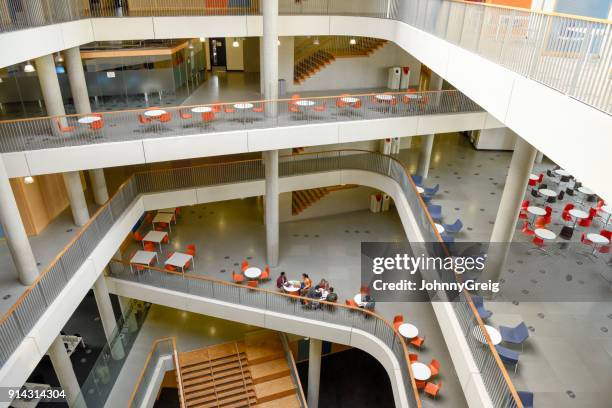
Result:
[275, 272, 338, 303]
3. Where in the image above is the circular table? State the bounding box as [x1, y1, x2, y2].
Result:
[144, 109, 167, 117]
[528, 173, 539, 181]
[538, 188, 557, 198]
[569, 208, 588, 220]
[554, 169, 570, 177]
[78, 116, 101, 124]
[294, 100, 315, 107]
[535, 228, 556, 240]
[472, 325, 502, 345]
[578, 186, 594, 195]
[244, 267, 262, 279]
[527, 206, 546, 216]
[435, 223, 445, 234]
[405, 94, 422, 100]
[234, 103, 254, 109]
[340, 97, 359, 104]
[416, 186, 424, 194]
[587, 233, 610, 246]
[353, 294, 367, 307]
[398, 323, 418, 339]
[375, 94, 395, 101]
[191, 106, 212, 113]
[283, 281, 301, 293]
[410, 362, 431, 381]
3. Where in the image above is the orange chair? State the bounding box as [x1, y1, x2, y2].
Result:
[241, 260, 249, 272]
[345, 299, 358, 308]
[232, 271, 244, 283]
[393, 314, 404, 330]
[56, 119, 76, 133]
[429, 359, 440, 377]
[180, 110, 192, 120]
[224, 105, 236, 113]
[424, 381, 442, 398]
[155, 221, 169, 230]
[247, 280, 258, 288]
[138, 114, 151, 124]
[144, 242, 155, 252]
[289, 104, 301, 113]
[253, 104, 264, 113]
[165, 264, 177, 272]
[313, 103, 327, 112]
[159, 112, 172, 122]
[162, 235, 169, 244]
[175, 207, 181, 217]
[336, 98, 346, 108]
[415, 380, 427, 390]
[211, 103, 222, 113]
[353, 100, 362, 108]
[202, 111, 215, 123]
[534, 216, 547, 229]
[291, 94, 301, 100]
[410, 336, 425, 349]
[260, 266, 270, 281]
[144, 212, 154, 224]
[409, 353, 418, 362]
[90, 120, 103, 130]
[133, 231, 144, 242]
[186, 244, 196, 256]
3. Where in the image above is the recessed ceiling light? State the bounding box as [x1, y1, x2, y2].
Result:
[55, 53, 63, 63]
[277, 39, 281, 46]
[24, 176, 34, 184]
[313, 38, 319, 45]
[349, 38, 357, 45]
[24, 61, 35, 72]
[232, 38, 239, 48]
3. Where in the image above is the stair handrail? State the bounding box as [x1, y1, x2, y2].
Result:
[279, 333, 308, 408]
[233, 341, 252, 407]
[172, 337, 187, 408]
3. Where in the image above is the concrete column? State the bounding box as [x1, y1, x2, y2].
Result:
[92, 275, 125, 360]
[416, 71, 443, 178]
[264, 150, 279, 267]
[89, 169, 109, 205]
[262, 0, 278, 116]
[64, 47, 91, 114]
[63, 171, 89, 227]
[48, 335, 84, 407]
[0, 155, 39, 285]
[483, 137, 537, 283]
[535, 150, 544, 164]
[35, 54, 66, 117]
[307, 338, 322, 408]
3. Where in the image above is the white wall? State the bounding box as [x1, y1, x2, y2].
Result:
[471, 127, 517, 151]
[278, 36, 295, 92]
[225, 37, 245, 70]
[287, 42, 421, 92]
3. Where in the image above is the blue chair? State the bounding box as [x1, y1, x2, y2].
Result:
[411, 175, 423, 187]
[421, 195, 432, 204]
[423, 184, 439, 195]
[472, 295, 493, 320]
[441, 233, 454, 243]
[517, 391, 533, 408]
[495, 345, 520, 373]
[443, 219, 463, 234]
[427, 204, 442, 220]
[500, 322, 529, 349]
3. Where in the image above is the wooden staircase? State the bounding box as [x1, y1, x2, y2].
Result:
[292, 185, 358, 215]
[178, 333, 302, 408]
[294, 36, 388, 84]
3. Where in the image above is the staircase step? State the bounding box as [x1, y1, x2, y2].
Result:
[183, 365, 250, 388]
[182, 354, 247, 375]
[189, 390, 256, 408]
[249, 358, 291, 384]
[186, 381, 254, 405]
[253, 376, 296, 403]
[184, 372, 253, 397]
[253, 394, 302, 408]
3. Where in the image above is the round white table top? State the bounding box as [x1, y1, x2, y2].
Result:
[587, 233, 610, 245]
[376, 94, 395, 101]
[144, 109, 166, 117]
[244, 267, 262, 279]
[554, 169, 570, 177]
[527, 206, 546, 216]
[294, 100, 315, 106]
[78, 116, 101, 124]
[340, 97, 359, 103]
[569, 209, 588, 219]
[535, 228, 556, 240]
[538, 188, 557, 197]
[405, 93, 422, 100]
[435, 223, 445, 234]
[529, 173, 539, 181]
[354, 294, 367, 307]
[600, 205, 612, 215]
[283, 282, 301, 293]
[416, 186, 424, 194]
[473, 325, 502, 345]
[578, 186, 594, 195]
[398, 323, 419, 339]
[191, 106, 212, 113]
[411, 362, 431, 381]
[234, 102, 254, 109]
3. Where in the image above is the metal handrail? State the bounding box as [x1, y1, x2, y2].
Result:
[279, 333, 308, 408]
[172, 337, 187, 408]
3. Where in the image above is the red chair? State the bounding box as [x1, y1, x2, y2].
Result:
[186, 244, 196, 256]
[336, 98, 347, 108]
[410, 336, 425, 348]
[180, 110, 192, 120]
[260, 266, 270, 281]
[241, 260, 249, 272]
[521, 200, 529, 210]
[165, 264, 177, 272]
[144, 242, 155, 252]
[578, 217, 592, 228]
[581, 233, 593, 246]
[90, 119, 103, 130]
[528, 178, 538, 187]
[424, 381, 442, 398]
[289, 104, 301, 113]
[202, 111, 215, 123]
[211, 103, 222, 113]
[415, 380, 427, 390]
[159, 112, 172, 122]
[393, 314, 404, 330]
[138, 114, 151, 124]
[409, 353, 418, 362]
[345, 299, 358, 308]
[175, 208, 181, 217]
[252, 104, 264, 113]
[534, 216, 547, 229]
[232, 271, 244, 283]
[588, 207, 598, 219]
[133, 231, 144, 242]
[429, 359, 440, 377]
[521, 221, 534, 236]
[247, 280, 258, 288]
[563, 203, 575, 212]
[353, 99, 362, 108]
[519, 201, 529, 219]
[144, 212, 154, 224]
[561, 210, 573, 223]
[537, 173, 544, 183]
[532, 236, 544, 248]
[56, 119, 76, 133]
[601, 230, 612, 241]
[162, 235, 169, 244]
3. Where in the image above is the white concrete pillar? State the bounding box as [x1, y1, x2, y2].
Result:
[48, 335, 85, 407]
[264, 150, 279, 267]
[0, 155, 39, 285]
[262, 0, 279, 116]
[63, 171, 90, 227]
[89, 169, 108, 205]
[35, 54, 66, 117]
[416, 71, 443, 178]
[64, 46, 91, 114]
[535, 150, 544, 164]
[483, 137, 537, 282]
[92, 275, 125, 360]
[307, 338, 322, 408]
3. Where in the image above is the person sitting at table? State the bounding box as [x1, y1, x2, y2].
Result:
[301, 273, 312, 295]
[315, 278, 329, 291]
[326, 287, 338, 303]
[276, 271, 287, 289]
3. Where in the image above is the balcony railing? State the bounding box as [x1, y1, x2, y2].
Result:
[0, 90, 480, 153]
[128, 337, 185, 408]
[0, 0, 609, 115]
[0, 150, 521, 407]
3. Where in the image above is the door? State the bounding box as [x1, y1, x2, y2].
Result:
[209, 38, 227, 68]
